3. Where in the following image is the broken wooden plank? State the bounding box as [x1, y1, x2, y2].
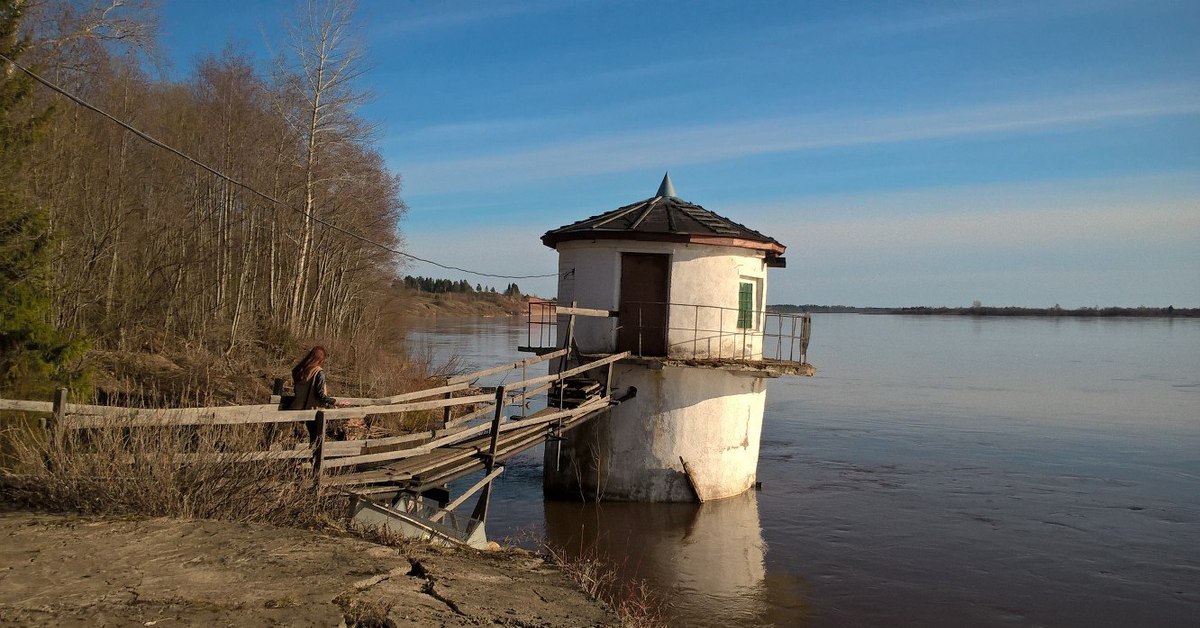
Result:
[504, 351, 630, 391]
[446, 348, 569, 384]
[680, 456, 706, 503]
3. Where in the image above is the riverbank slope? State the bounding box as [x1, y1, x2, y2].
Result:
[396, 289, 533, 317]
[0, 512, 615, 627]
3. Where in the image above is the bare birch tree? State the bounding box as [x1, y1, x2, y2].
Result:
[276, 0, 372, 333]
[10, 0, 409, 401]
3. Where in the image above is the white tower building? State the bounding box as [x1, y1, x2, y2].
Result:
[537, 174, 811, 502]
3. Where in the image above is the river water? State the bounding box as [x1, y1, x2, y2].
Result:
[406, 314, 1200, 627]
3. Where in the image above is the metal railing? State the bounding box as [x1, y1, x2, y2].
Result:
[525, 299, 811, 364]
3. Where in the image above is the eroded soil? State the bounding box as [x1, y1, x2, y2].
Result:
[0, 512, 614, 627]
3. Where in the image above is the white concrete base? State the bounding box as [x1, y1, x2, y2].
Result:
[544, 364, 766, 502]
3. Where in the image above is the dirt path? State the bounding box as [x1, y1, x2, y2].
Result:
[0, 512, 614, 627]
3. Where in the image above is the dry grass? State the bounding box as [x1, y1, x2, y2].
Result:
[539, 540, 667, 628]
[332, 593, 394, 628]
[0, 420, 345, 528]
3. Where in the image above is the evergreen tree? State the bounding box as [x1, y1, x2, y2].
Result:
[0, 0, 86, 398]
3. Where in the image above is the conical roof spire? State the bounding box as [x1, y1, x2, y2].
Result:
[656, 172, 676, 198]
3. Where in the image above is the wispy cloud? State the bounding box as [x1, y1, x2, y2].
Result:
[398, 84, 1200, 194]
[743, 172, 1200, 251]
[773, 201, 1199, 254]
[756, 173, 1200, 306]
[368, 0, 580, 37]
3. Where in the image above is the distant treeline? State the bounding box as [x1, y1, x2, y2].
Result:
[402, 276, 523, 297]
[770, 305, 890, 314]
[770, 305, 1199, 317]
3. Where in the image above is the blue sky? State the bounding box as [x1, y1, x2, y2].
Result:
[158, 0, 1200, 307]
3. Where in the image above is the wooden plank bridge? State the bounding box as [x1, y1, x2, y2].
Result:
[0, 311, 634, 548]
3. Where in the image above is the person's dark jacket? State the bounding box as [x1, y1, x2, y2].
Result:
[289, 368, 337, 410]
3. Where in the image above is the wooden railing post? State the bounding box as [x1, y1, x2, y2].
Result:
[265, 379, 285, 444]
[484, 386, 505, 473]
[441, 391, 453, 428]
[471, 386, 506, 524]
[47, 387, 67, 438]
[312, 410, 327, 485]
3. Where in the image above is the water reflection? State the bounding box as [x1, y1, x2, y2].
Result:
[544, 491, 807, 627]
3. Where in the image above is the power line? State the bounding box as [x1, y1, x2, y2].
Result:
[0, 52, 558, 280]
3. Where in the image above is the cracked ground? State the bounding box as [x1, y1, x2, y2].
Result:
[0, 512, 615, 627]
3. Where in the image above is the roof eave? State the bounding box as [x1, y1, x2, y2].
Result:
[541, 231, 786, 255]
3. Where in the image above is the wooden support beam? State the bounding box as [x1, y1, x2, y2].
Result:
[400, 428, 534, 480]
[555, 306, 618, 318]
[470, 387, 506, 524]
[420, 419, 497, 451]
[497, 397, 609, 433]
[505, 351, 630, 391]
[443, 381, 553, 430]
[422, 429, 547, 490]
[680, 456, 706, 503]
[446, 348, 569, 385]
[429, 466, 504, 523]
[484, 387, 505, 472]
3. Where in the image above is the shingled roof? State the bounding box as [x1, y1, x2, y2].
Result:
[541, 174, 786, 258]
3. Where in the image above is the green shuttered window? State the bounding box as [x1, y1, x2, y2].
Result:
[737, 282, 754, 329]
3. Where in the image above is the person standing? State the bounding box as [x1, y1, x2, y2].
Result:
[289, 346, 349, 442]
[289, 346, 347, 410]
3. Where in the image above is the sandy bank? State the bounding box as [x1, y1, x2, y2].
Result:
[0, 512, 614, 627]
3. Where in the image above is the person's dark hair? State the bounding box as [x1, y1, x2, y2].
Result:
[292, 346, 327, 383]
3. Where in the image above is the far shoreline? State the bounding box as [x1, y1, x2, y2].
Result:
[769, 305, 1199, 318]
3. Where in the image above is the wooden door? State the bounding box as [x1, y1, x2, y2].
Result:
[618, 253, 669, 356]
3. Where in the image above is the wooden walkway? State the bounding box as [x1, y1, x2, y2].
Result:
[0, 340, 632, 547]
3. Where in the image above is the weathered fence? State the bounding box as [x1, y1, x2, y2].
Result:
[1, 307, 634, 548]
[0, 349, 630, 488]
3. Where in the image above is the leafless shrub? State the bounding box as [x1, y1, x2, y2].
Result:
[332, 592, 394, 628]
[538, 539, 667, 628]
[357, 347, 467, 436]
